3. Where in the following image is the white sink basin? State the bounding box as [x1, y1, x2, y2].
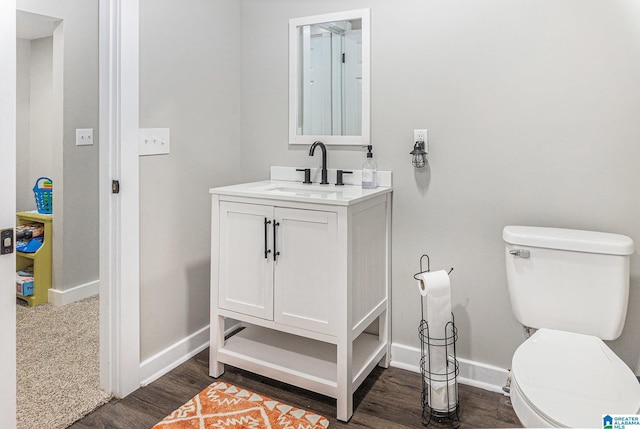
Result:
[255, 183, 341, 198]
[210, 180, 391, 206]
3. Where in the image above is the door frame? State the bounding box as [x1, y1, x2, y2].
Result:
[0, 1, 141, 426]
[98, 0, 140, 398]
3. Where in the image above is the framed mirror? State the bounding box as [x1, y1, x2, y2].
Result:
[289, 9, 370, 146]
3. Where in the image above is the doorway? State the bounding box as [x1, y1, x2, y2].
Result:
[0, 0, 141, 427]
[15, 3, 105, 427]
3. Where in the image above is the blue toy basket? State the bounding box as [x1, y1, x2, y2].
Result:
[33, 177, 53, 214]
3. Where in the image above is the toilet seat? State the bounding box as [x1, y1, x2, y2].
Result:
[511, 328, 640, 428]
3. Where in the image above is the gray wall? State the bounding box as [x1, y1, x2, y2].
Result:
[16, 38, 33, 212]
[59, 0, 99, 290]
[238, 0, 640, 371]
[139, 0, 243, 359]
[16, 0, 99, 292]
[138, 0, 640, 375]
[27, 37, 54, 206]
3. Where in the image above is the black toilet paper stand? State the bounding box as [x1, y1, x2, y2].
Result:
[414, 254, 460, 428]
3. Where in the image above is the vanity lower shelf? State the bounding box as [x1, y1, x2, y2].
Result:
[218, 325, 387, 399]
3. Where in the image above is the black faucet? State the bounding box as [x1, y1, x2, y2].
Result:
[309, 141, 329, 184]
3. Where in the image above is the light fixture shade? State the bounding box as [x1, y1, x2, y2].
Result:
[410, 141, 427, 168]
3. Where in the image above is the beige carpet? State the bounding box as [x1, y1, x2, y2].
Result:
[16, 295, 112, 429]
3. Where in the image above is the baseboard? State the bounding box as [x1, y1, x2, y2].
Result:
[139, 323, 241, 386]
[390, 343, 509, 394]
[48, 280, 99, 306]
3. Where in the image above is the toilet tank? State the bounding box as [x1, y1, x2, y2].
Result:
[503, 226, 634, 340]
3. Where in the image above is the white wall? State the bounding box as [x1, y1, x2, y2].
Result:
[138, 0, 243, 360]
[237, 0, 640, 373]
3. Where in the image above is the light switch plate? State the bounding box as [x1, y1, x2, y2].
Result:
[139, 128, 170, 156]
[76, 128, 94, 146]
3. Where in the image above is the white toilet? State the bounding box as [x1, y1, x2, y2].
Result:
[503, 226, 640, 428]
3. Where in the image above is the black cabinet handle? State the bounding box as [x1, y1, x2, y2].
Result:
[264, 218, 272, 259]
[273, 220, 280, 261]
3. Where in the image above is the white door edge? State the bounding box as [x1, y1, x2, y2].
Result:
[0, 0, 18, 427]
[99, 0, 141, 398]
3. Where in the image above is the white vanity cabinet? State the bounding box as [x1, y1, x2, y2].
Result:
[218, 201, 339, 335]
[209, 178, 392, 421]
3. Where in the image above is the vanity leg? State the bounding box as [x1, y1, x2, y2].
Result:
[379, 194, 392, 369]
[336, 339, 354, 421]
[378, 308, 390, 368]
[209, 314, 225, 378]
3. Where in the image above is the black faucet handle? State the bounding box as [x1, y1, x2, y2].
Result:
[335, 170, 353, 186]
[296, 168, 312, 184]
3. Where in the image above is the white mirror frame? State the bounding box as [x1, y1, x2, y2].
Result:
[289, 8, 370, 146]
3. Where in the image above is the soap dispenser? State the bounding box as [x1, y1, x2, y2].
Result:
[361, 145, 378, 189]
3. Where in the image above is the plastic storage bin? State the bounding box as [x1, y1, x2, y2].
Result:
[33, 177, 53, 214]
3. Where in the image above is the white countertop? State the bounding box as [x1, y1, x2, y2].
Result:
[209, 180, 392, 206]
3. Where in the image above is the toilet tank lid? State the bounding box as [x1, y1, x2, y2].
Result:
[503, 226, 634, 255]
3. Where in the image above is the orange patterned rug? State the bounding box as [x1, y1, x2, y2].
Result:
[152, 381, 329, 429]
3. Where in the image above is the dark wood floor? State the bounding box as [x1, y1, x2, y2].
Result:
[70, 348, 521, 428]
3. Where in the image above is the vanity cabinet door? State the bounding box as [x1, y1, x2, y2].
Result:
[273, 207, 339, 336]
[218, 201, 274, 320]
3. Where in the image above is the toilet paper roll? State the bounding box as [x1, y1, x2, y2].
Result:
[417, 270, 452, 342]
[417, 270, 455, 411]
[428, 379, 458, 413]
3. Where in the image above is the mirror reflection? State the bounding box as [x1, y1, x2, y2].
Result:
[296, 18, 362, 136]
[289, 9, 370, 146]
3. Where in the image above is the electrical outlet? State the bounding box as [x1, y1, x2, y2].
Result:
[139, 128, 171, 156]
[414, 129, 427, 143]
[414, 129, 428, 153]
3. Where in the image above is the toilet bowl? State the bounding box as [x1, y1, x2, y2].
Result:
[510, 329, 640, 428]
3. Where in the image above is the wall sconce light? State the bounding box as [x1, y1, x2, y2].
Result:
[410, 141, 427, 168]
